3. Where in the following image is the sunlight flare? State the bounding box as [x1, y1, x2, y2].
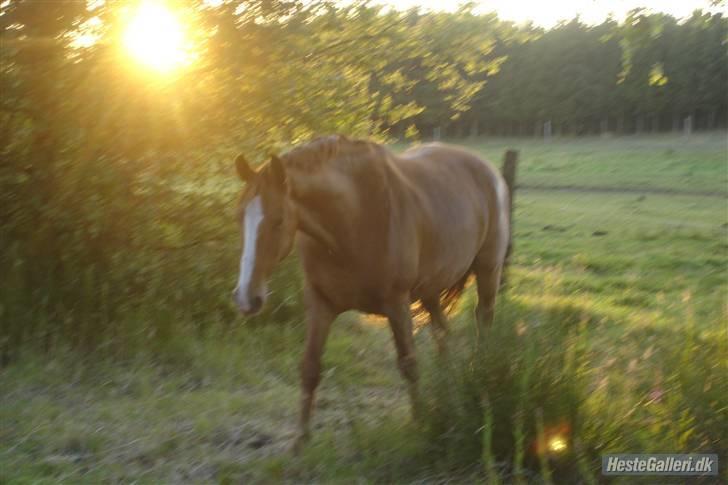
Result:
[548, 435, 568, 453]
[122, 1, 191, 73]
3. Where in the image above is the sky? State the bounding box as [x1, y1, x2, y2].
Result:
[377, 0, 726, 27]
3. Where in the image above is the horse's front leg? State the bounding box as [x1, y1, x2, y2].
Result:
[292, 287, 336, 454]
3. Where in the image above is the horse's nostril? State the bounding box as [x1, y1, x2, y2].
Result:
[250, 296, 263, 313]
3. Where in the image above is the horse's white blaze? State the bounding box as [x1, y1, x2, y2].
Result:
[236, 195, 264, 309]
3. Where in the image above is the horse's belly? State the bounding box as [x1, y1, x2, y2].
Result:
[300, 249, 395, 315]
[414, 205, 483, 292]
[411, 252, 474, 301]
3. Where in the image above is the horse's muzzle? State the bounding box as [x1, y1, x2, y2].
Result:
[246, 296, 263, 314]
[232, 289, 264, 315]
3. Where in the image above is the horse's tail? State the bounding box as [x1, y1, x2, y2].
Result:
[440, 270, 472, 315]
[410, 271, 472, 318]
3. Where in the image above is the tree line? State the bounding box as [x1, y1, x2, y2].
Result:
[399, 10, 727, 138]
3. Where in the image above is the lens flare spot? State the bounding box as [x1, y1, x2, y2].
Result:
[547, 435, 568, 453]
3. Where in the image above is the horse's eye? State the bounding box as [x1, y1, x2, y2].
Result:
[272, 219, 284, 228]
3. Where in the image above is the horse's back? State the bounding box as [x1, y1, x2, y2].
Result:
[397, 143, 502, 197]
[396, 143, 505, 229]
[392, 143, 509, 299]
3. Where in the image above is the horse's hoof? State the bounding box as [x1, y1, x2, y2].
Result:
[290, 433, 310, 455]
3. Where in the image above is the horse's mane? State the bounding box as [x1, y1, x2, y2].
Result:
[281, 135, 386, 172]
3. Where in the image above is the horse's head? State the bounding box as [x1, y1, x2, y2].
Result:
[232, 154, 295, 315]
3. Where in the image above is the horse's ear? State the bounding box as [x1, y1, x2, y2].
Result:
[270, 155, 286, 187]
[235, 154, 255, 182]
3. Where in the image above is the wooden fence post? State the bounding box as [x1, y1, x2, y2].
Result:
[502, 150, 518, 214]
[501, 149, 518, 290]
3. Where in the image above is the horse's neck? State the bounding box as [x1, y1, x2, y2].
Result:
[290, 161, 394, 261]
[293, 202, 342, 255]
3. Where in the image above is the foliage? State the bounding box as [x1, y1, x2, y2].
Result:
[400, 12, 727, 136]
[1, 0, 505, 358]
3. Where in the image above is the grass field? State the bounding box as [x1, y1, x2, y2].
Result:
[456, 132, 728, 194]
[2, 133, 726, 483]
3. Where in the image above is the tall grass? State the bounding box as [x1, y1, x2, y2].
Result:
[419, 297, 592, 482]
[416, 293, 727, 483]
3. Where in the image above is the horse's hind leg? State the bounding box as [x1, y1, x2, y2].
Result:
[473, 219, 509, 333]
[473, 262, 503, 332]
[421, 296, 449, 354]
[386, 298, 420, 419]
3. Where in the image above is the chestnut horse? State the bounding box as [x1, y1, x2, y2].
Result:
[231, 135, 512, 450]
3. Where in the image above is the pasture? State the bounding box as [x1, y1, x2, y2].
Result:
[2, 133, 726, 483]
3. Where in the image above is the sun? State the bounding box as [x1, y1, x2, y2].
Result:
[122, 1, 190, 73]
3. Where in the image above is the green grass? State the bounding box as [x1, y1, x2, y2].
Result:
[397, 131, 728, 194]
[513, 190, 727, 326]
[2, 133, 727, 483]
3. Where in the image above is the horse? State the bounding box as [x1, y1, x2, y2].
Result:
[231, 135, 512, 451]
